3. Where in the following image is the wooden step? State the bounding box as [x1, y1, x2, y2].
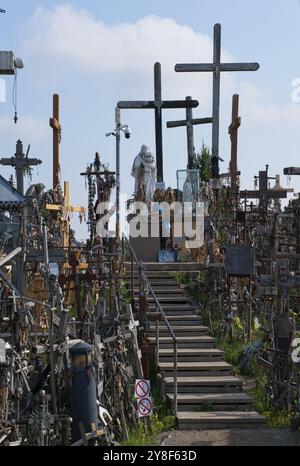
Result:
[159, 361, 232, 376]
[152, 316, 202, 326]
[134, 296, 193, 303]
[160, 375, 242, 393]
[148, 335, 215, 348]
[148, 304, 197, 312]
[176, 411, 265, 430]
[148, 325, 208, 337]
[166, 393, 253, 411]
[159, 348, 224, 362]
[133, 288, 183, 294]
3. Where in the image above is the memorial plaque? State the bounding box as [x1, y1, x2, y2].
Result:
[225, 245, 255, 277]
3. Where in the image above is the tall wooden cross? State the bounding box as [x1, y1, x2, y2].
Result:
[166, 96, 213, 169]
[117, 62, 199, 182]
[228, 94, 241, 188]
[49, 94, 62, 190]
[175, 23, 259, 178]
[46, 181, 86, 249]
[0, 139, 42, 194]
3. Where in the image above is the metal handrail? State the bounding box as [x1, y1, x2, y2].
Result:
[122, 234, 178, 419]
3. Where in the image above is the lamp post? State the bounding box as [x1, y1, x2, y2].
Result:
[106, 108, 131, 241]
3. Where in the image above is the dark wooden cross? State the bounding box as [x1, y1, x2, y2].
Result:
[117, 62, 199, 182]
[0, 139, 42, 194]
[166, 96, 212, 169]
[228, 94, 241, 188]
[175, 23, 259, 179]
[49, 94, 62, 190]
[240, 166, 292, 209]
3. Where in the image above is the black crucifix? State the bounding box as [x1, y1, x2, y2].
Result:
[0, 139, 42, 194]
[117, 62, 199, 182]
[175, 23, 259, 179]
[228, 94, 241, 188]
[166, 96, 212, 169]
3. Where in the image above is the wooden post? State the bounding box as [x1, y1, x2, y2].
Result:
[229, 94, 241, 188]
[50, 94, 61, 190]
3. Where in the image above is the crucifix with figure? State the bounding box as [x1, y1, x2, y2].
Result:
[117, 62, 199, 182]
[228, 94, 241, 188]
[175, 23, 259, 179]
[240, 166, 292, 209]
[0, 139, 42, 194]
[50, 93, 62, 190]
[166, 96, 213, 169]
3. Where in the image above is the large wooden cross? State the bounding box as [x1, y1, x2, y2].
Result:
[46, 181, 86, 249]
[0, 139, 42, 194]
[175, 23, 259, 178]
[228, 94, 241, 188]
[117, 62, 199, 182]
[49, 94, 62, 190]
[166, 96, 213, 169]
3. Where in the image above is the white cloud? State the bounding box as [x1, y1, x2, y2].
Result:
[24, 5, 232, 73]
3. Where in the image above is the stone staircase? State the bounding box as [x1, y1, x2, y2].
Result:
[125, 262, 265, 430]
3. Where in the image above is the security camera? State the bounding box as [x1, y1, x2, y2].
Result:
[14, 57, 24, 69]
[122, 126, 131, 139]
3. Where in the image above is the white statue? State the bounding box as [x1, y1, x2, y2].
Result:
[131, 144, 156, 204]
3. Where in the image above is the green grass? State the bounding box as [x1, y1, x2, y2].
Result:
[246, 382, 294, 429]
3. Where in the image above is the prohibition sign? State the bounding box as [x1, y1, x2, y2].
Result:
[135, 379, 150, 398]
[137, 397, 152, 417]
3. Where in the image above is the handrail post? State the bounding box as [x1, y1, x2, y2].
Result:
[173, 339, 178, 420]
[131, 252, 134, 310]
[155, 318, 160, 370]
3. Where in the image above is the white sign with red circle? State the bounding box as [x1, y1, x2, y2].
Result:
[137, 397, 153, 417]
[134, 379, 150, 399]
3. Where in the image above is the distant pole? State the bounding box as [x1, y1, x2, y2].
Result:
[115, 108, 121, 240]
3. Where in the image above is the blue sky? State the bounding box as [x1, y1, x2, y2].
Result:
[1, 1, 300, 238]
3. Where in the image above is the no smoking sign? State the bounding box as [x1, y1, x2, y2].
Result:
[135, 379, 153, 417]
[137, 397, 153, 417]
[134, 379, 150, 399]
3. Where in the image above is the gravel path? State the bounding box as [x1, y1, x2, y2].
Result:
[156, 428, 300, 446]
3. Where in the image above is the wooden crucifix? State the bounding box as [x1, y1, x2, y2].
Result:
[166, 96, 213, 169]
[0, 139, 42, 194]
[240, 166, 293, 209]
[46, 181, 86, 249]
[228, 94, 241, 188]
[117, 62, 199, 182]
[175, 23, 259, 179]
[49, 94, 62, 190]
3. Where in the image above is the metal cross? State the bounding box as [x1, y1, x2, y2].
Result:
[175, 23, 259, 178]
[49, 94, 62, 190]
[117, 62, 199, 182]
[166, 96, 212, 169]
[0, 139, 42, 194]
[228, 94, 241, 188]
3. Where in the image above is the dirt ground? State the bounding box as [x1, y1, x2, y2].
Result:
[156, 428, 300, 446]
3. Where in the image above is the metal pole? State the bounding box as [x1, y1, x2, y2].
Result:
[155, 319, 160, 369]
[173, 339, 178, 419]
[115, 108, 121, 240]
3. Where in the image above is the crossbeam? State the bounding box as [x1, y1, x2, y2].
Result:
[166, 96, 213, 169]
[118, 62, 199, 182]
[175, 23, 259, 178]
